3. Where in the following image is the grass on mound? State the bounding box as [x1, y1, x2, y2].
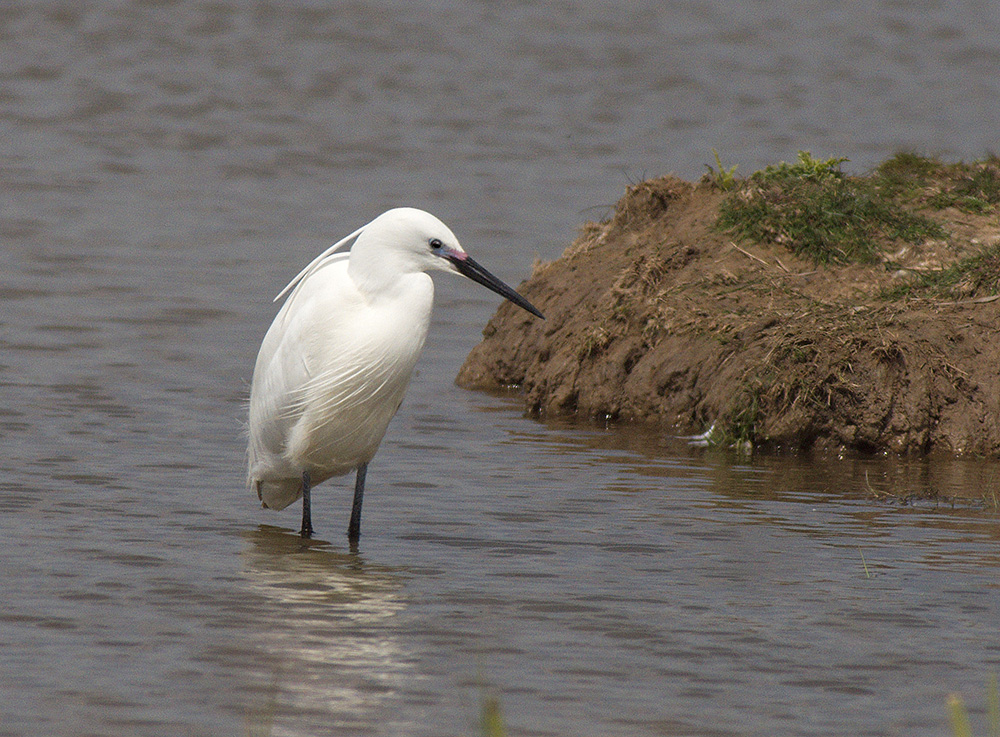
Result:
[874, 152, 1000, 213]
[714, 151, 947, 265]
[881, 242, 1000, 301]
[875, 153, 1000, 300]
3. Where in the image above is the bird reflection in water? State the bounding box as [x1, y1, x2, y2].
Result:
[240, 525, 412, 734]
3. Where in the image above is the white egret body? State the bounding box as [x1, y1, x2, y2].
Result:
[247, 208, 542, 543]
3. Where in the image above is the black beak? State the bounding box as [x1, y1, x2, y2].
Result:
[449, 254, 545, 319]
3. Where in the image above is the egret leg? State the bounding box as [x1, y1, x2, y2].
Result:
[300, 470, 313, 538]
[348, 463, 367, 545]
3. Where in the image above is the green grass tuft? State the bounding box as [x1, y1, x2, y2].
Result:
[873, 152, 1000, 214]
[716, 151, 946, 265]
[881, 243, 1000, 301]
[872, 151, 942, 198]
[929, 159, 1000, 213]
[754, 150, 849, 184]
[715, 381, 763, 448]
[705, 148, 739, 191]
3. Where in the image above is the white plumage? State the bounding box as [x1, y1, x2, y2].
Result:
[247, 207, 542, 544]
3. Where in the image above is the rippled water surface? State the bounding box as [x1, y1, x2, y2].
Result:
[2, 2, 1000, 735]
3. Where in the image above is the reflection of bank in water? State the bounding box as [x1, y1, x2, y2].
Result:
[241, 526, 411, 735]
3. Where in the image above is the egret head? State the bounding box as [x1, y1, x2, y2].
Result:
[352, 208, 544, 319]
[354, 207, 462, 272]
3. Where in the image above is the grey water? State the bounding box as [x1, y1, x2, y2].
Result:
[2, 2, 1000, 735]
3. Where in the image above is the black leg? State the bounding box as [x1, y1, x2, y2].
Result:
[300, 469, 313, 538]
[348, 463, 367, 546]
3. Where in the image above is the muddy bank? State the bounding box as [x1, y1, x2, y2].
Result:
[458, 166, 1000, 455]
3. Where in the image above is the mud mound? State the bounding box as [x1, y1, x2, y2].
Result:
[458, 173, 1000, 455]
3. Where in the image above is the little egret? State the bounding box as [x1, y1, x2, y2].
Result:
[247, 207, 543, 544]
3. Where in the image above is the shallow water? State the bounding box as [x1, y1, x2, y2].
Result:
[2, 1, 1000, 735]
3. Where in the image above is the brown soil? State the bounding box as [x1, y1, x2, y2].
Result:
[457, 175, 1000, 455]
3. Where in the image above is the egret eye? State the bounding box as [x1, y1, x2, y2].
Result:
[429, 238, 443, 251]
